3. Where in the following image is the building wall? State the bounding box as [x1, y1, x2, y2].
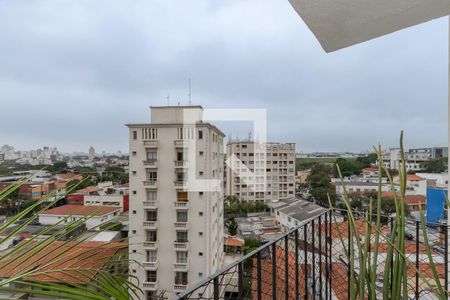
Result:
[426, 187, 448, 224]
[127, 106, 224, 299]
[226, 142, 296, 203]
[84, 195, 128, 212]
[39, 212, 118, 230]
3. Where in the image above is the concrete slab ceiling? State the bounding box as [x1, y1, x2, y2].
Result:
[289, 0, 450, 52]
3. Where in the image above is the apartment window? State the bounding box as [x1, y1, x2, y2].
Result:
[147, 191, 157, 201]
[132, 210, 136, 214]
[133, 131, 137, 140]
[147, 250, 157, 262]
[133, 190, 137, 195]
[175, 272, 188, 285]
[146, 151, 157, 161]
[146, 271, 157, 283]
[199, 171, 204, 176]
[242, 145, 247, 148]
[176, 251, 188, 263]
[177, 211, 188, 222]
[176, 151, 185, 161]
[198, 252, 203, 256]
[132, 151, 137, 156]
[199, 212, 203, 216]
[146, 230, 157, 242]
[177, 192, 188, 202]
[148, 171, 157, 181]
[199, 151, 204, 156]
[199, 232, 203, 237]
[198, 130, 203, 139]
[146, 291, 156, 300]
[132, 171, 136, 175]
[176, 231, 188, 242]
[146, 210, 157, 221]
[199, 192, 204, 196]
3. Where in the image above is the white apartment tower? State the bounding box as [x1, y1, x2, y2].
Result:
[88, 146, 96, 161]
[127, 106, 225, 300]
[226, 141, 296, 203]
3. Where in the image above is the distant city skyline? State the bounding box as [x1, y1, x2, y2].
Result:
[0, 1, 446, 153]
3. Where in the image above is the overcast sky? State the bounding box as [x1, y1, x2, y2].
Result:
[0, 1, 447, 153]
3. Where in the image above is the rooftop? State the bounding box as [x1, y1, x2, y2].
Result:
[0, 241, 127, 284]
[41, 205, 120, 217]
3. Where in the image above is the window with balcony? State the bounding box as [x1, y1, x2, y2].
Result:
[146, 271, 157, 283]
[198, 130, 203, 139]
[176, 172, 186, 182]
[147, 250, 157, 262]
[177, 211, 188, 222]
[146, 151, 157, 161]
[175, 272, 188, 285]
[177, 192, 188, 202]
[147, 191, 157, 201]
[146, 230, 157, 242]
[148, 171, 157, 181]
[146, 210, 157, 222]
[176, 251, 188, 263]
[176, 231, 188, 242]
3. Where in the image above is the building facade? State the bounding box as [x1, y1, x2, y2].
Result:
[381, 147, 448, 171]
[226, 141, 296, 203]
[127, 106, 225, 299]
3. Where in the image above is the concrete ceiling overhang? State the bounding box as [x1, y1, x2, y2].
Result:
[289, 0, 450, 52]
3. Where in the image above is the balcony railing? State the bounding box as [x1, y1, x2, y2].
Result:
[174, 160, 189, 167]
[143, 201, 157, 208]
[143, 140, 158, 148]
[176, 210, 450, 300]
[174, 222, 189, 230]
[143, 280, 158, 291]
[143, 260, 159, 270]
[143, 241, 158, 250]
[174, 241, 189, 251]
[174, 261, 189, 271]
[143, 221, 157, 229]
[174, 140, 190, 147]
[174, 284, 188, 292]
[174, 180, 188, 189]
[143, 160, 158, 167]
[143, 180, 158, 188]
[174, 201, 189, 209]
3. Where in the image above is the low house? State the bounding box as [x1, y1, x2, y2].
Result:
[39, 204, 120, 230]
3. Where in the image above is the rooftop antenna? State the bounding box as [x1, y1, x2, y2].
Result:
[166, 94, 170, 106]
[188, 78, 192, 105]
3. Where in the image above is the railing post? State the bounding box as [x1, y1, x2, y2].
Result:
[324, 213, 328, 300]
[415, 221, 419, 299]
[238, 262, 243, 299]
[257, 252, 262, 300]
[304, 224, 308, 300]
[329, 211, 332, 300]
[390, 217, 394, 296]
[319, 215, 323, 299]
[347, 214, 350, 300]
[295, 228, 299, 300]
[213, 277, 219, 300]
[312, 219, 316, 299]
[285, 235, 289, 299]
[272, 243, 277, 300]
[445, 223, 449, 298]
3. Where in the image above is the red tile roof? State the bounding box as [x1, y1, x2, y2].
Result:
[225, 236, 244, 247]
[77, 185, 102, 194]
[0, 241, 127, 284]
[406, 263, 445, 278]
[320, 220, 390, 239]
[407, 175, 425, 181]
[56, 173, 83, 181]
[381, 192, 425, 205]
[41, 204, 120, 216]
[362, 166, 379, 173]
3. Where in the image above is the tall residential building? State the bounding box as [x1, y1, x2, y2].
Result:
[127, 106, 225, 300]
[89, 146, 96, 160]
[226, 141, 296, 203]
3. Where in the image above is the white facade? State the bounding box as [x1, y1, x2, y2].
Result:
[39, 210, 120, 230]
[127, 106, 225, 299]
[381, 147, 448, 171]
[84, 195, 126, 211]
[226, 142, 296, 203]
[335, 181, 392, 196]
[416, 173, 449, 188]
